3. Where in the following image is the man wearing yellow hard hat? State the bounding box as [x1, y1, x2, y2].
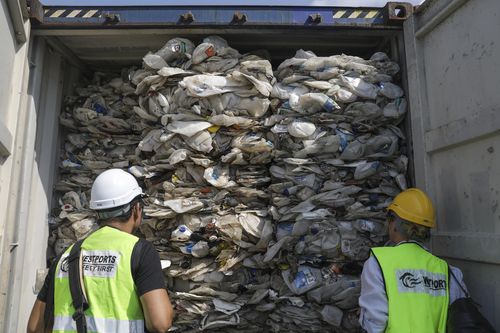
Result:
[359, 188, 468, 333]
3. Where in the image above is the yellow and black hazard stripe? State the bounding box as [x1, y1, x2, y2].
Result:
[44, 8, 101, 18]
[332, 8, 383, 20]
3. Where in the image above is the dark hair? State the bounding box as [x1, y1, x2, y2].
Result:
[391, 213, 431, 242]
[97, 195, 143, 225]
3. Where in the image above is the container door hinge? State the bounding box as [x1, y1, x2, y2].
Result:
[307, 13, 322, 25]
[27, 0, 44, 24]
[384, 2, 413, 25]
[103, 12, 120, 24]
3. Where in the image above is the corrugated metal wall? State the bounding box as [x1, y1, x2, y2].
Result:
[0, 31, 82, 330]
[0, 2, 34, 331]
[405, 0, 500, 327]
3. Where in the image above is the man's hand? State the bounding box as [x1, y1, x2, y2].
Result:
[140, 288, 174, 333]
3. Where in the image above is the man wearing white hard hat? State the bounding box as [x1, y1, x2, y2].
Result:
[28, 169, 174, 333]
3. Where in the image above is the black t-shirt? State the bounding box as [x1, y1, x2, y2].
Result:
[37, 238, 166, 302]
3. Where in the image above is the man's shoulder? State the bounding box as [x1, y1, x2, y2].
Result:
[93, 226, 140, 242]
[134, 238, 155, 249]
[132, 238, 158, 261]
[370, 245, 394, 256]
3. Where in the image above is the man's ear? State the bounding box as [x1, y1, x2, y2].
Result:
[133, 202, 140, 220]
[388, 220, 395, 233]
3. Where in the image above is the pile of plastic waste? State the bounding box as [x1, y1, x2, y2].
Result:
[50, 36, 408, 332]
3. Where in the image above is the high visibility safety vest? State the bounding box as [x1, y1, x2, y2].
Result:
[371, 242, 449, 333]
[53, 226, 145, 333]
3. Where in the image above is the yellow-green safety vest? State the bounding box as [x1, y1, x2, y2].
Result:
[53, 226, 145, 333]
[371, 242, 449, 333]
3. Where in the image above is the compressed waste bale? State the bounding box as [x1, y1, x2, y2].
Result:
[49, 36, 408, 333]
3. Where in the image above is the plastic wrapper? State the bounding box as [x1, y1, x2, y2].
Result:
[49, 37, 409, 332]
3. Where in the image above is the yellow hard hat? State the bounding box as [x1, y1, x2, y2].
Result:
[387, 188, 435, 228]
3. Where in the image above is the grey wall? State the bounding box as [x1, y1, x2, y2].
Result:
[405, 0, 500, 328]
[0, 1, 16, 126]
[0, 1, 33, 330]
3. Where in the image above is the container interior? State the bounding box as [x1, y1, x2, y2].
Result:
[32, 25, 408, 251]
[12, 25, 409, 331]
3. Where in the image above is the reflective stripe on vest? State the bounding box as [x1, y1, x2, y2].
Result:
[371, 242, 449, 333]
[54, 226, 144, 333]
[53, 315, 145, 333]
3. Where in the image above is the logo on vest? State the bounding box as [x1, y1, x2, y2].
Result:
[396, 269, 447, 296]
[82, 250, 121, 278]
[56, 250, 121, 279]
[57, 253, 70, 278]
[399, 272, 422, 288]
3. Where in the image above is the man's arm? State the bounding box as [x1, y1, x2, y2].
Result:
[27, 255, 60, 333]
[132, 239, 175, 333]
[359, 256, 388, 333]
[449, 265, 468, 303]
[27, 300, 46, 333]
[140, 289, 174, 333]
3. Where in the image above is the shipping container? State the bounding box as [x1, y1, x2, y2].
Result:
[0, 0, 498, 331]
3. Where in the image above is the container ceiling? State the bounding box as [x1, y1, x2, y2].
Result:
[39, 28, 400, 71]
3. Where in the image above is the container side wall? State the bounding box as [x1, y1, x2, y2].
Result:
[0, 2, 33, 330]
[4, 36, 84, 331]
[405, 0, 500, 327]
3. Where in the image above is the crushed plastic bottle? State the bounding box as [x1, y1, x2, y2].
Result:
[171, 224, 193, 242]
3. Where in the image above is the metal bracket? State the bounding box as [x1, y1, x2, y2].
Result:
[9, 243, 19, 253]
[179, 11, 195, 24]
[231, 11, 247, 24]
[0, 121, 12, 158]
[27, 0, 44, 24]
[384, 2, 413, 25]
[103, 12, 120, 24]
[307, 13, 322, 24]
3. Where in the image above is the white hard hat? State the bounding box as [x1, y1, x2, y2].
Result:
[89, 169, 143, 210]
